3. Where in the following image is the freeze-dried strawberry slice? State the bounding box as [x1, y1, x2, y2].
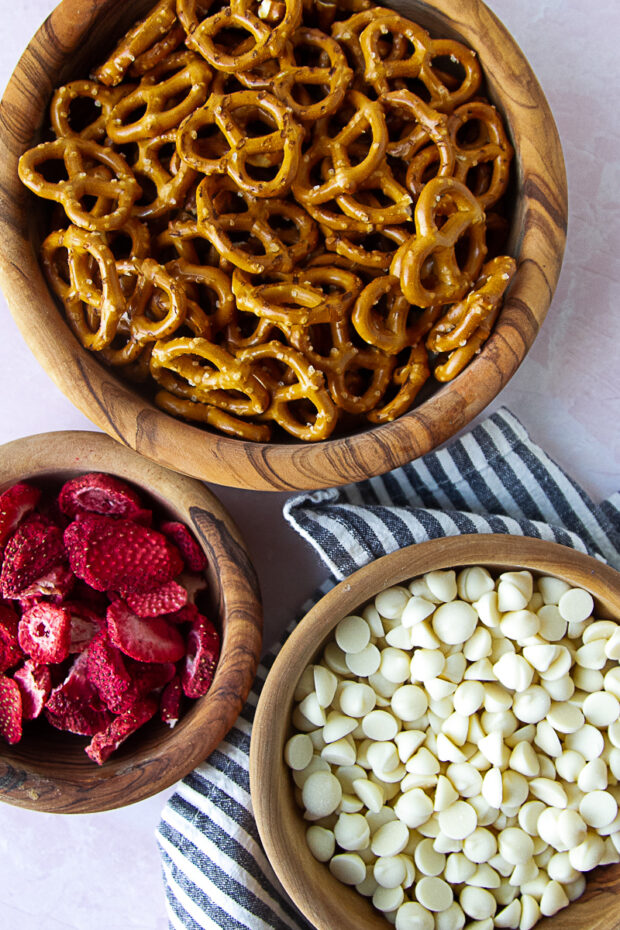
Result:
[65, 602, 104, 653]
[17, 564, 75, 606]
[182, 611, 220, 698]
[124, 658, 176, 695]
[85, 695, 158, 765]
[87, 632, 134, 712]
[0, 676, 22, 744]
[125, 581, 188, 618]
[107, 600, 186, 664]
[64, 514, 184, 594]
[18, 602, 71, 664]
[0, 515, 66, 598]
[13, 660, 51, 719]
[58, 472, 144, 519]
[160, 675, 182, 728]
[0, 604, 23, 672]
[160, 521, 206, 572]
[0, 483, 41, 552]
[45, 652, 112, 736]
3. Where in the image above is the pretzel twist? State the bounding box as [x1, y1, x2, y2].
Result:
[50, 81, 131, 141]
[94, 0, 180, 86]
[128, 129, 199, 220]
[352, 274, 424, 354]
[19, 137, 142, 232]
[177, 0, 302, 72]
[367, 341, 430, 423]
[271, 28, 353, 122]
[107, 51, 212, 143]
[176, 90, 303, 198]
[447, 101, 514, 210]
[155, 388, 273, 441]
[391, 176, 487, 307]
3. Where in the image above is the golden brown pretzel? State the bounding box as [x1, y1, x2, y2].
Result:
[177, 0, 302, 72]
[150, 336, 271, 416]
[194, 175, 318, 273]
[271, 27, 353, 122]
[94, 0, 180, 86]
[19, 137, 142, 232]
[155, 389, 273, 441]
[237, 341, 338, 441]
[447, 100, 514, 210]
[391, 176, 487, 307]
[50, 81, 130, 141]
[41, 226, 126, 351]
[428, 254, 517, 381]
[165, 258, 236, 340]
[322, 225, 410, 273]
[292, 90, 388, 205]
[106, 51, 212, 143]
[367, 342, 430, 423]
[176, 90, 303, 198]
[128, 130, 198, 221]
[352, 275, 423, 354]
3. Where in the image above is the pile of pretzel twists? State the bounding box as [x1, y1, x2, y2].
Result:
[18, 0, 517, 443]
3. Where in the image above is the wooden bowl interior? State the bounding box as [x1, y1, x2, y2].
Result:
[250, 536, 620, 930]
[0, 0, 567, 490]
[0, 431, 262, 813]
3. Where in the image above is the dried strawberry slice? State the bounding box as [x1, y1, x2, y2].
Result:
[13, 660, 51, 719]
[160, 521, 207, 572]
[0, 675, 22, 744]
[64, 514, 184, 594]
[45, 652, 112, 736]
[0, 483, 41, 551]
[87, 631, 134, 713]
[58, 472, 145, 519]
[18, 602, 71, 664]
[125, 581, 188, 618]
[124, 658, 176, 695]
[107, 599, 186, 664]
[0, 515, 66, 598]
[182, 611, 220, 698]
[66, 602, 104, 654]
[17, 564, 75, 606]
[160, 675, 182, 727]
[85, 695, 158, 765]
[0, 604, 24, 672]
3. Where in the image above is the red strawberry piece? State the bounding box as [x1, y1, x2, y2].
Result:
[160, 675, 182, 728]
[64, 514, 184, 594]
[65, 602, 104, 653]
[58, 472, 145, 519]
[182, 611, 220, 698]
[45, 652, 112, 736]
[17, 564, 75, 606]
[87, 631, 134, 712]
[13, 660, 51, 719]
[18, 602, 71, 664]
[124, 658, 176, 695]
[160, 521, 207, 572]
[106, 599, 186, 664]
[0, 482, 41, 552]
[0, 604, 23, 672]
[0, 515, 66, 598]
[0, 676, 22, 744]
[125, 581, 188, 618]
[85, 695, 158, 765]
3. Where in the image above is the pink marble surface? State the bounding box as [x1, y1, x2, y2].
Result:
[0, 1, 618, 927]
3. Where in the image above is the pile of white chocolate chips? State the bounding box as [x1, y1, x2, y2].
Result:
[285, 566, 620, 930]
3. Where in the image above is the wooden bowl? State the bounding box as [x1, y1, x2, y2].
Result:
[250, 535, 620, 930]
[0, 431, 262, 813]
[0, 0, 567, 491]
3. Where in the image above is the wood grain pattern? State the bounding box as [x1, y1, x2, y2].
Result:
[0, 431, 262, 813]
[250, 536, 620, 930]
[0, 0, 567, 491]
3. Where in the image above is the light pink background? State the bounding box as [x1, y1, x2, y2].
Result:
[0, 1, 618, 926]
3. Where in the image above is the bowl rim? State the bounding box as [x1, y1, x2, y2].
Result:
[0, 429, 263, 813]
[0, 0, 568, 491]
[250, 534, 620, 930]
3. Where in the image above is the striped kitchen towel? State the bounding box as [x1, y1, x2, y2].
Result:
[157, 407, 620, 930]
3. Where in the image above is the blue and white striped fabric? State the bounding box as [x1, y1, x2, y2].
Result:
[157, 407, 620, 930]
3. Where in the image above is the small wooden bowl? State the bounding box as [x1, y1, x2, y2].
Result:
[0, 0, 567, 491]
[0, 431, 262, 814]
[250, 535, 620, 930]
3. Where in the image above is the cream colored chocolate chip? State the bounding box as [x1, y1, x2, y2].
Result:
[375, 586, 411, 619]
[395, 901, 434, 930]
[335, 614, 371, 653]
[558, 587, 594, 623]
[459, 886, 497, 921]
[438, 800, 477, 840]
[302, 771, 343, 817]
[416, 876, 454, 912]
[306, 825, 335, 862]
[334, 812, 371, 851]
[394, 788, 434, 828]
[583, 690, 620, 727]
[432, 600, 478, 645]
[580, 790, 618, 828]
[345, 643, 382, 677]
[329, 852, 366, 884]
[284, 733, 314, 770]
[339, 682, 376, 717]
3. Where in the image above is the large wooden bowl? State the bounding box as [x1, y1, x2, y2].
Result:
[250, 535, 620, 930]
[0, 0, 567, 491]
[0, 431, 262, 813]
